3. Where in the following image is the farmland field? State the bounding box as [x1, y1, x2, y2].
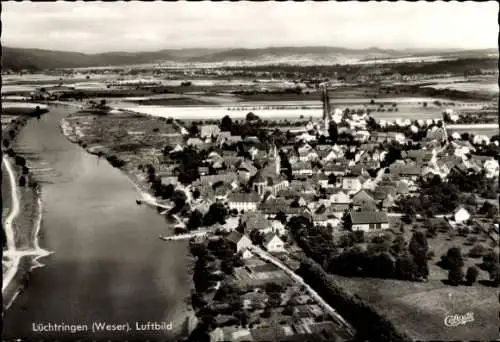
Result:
[120, 101, 448, 121]
[422, 82, 499, 94]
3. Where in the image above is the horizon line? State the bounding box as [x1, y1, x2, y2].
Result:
[3, 45, 498, 55]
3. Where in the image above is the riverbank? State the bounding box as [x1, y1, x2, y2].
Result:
[2, 125, 48, 312]
[59, 116, 155, 203]
[58, 108, 196, 338]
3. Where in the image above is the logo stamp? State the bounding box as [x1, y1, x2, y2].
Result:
[444, 312, 474, 327]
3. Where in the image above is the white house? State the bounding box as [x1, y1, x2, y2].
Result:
[305, 121, 315, 131]
[332, 108, 343, 124]
[186, 137, 204, 147]
[329, 190, 351, 204]
[270, 220, 286, 235]
[342, 176, 362, 194]
[227, 231, 253, 259]
[451, 141, 476, 158]
[298, 143, 313, 155]
[299, 151, 319, 162]
[249, 146, 259, 160]
[444, 108, 459, 122]
[390, 132, 406, 144]
[473, 135, 490, 145]
[354, 130, 370, 142]
[263, 233, 286, 253]
[297, 132, 316, 142]
[291, 162, 313, 176]
[350, 211, 390, 232]
[323, 150, 341, 162]
[228, 192, 260, 212]
[453, 206, 471, 224]
[484, 159, 500, 179]
[171, 144, 184, 153]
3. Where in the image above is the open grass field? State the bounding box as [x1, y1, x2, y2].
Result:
[333, 275, 498, 341]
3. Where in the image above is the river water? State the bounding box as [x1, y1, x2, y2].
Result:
[2, 105, 192, 341]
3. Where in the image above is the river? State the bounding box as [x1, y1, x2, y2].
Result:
[2, 105, 192, 341]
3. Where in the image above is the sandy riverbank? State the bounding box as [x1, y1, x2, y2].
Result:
[2, 154, 48, 312]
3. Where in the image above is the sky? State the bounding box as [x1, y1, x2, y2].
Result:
[2, 1, 498, 53]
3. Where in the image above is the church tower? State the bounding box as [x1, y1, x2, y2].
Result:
[321, 84, 332, 133]
[274, 144, 280, 176]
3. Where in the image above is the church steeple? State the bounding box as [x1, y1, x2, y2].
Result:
[274, 144, 280, 176]
[321, 84, 332, 133]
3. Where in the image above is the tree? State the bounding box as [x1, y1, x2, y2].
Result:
[381, 145, 402, 168]
[353, 230, 364, 243]
[276, 211, 287, 224]
[221, 115, 233, 132]
[261, 307, 272, 318]
[328, 121, 338, 144]
[390, 235, 406, 257]
[482, 251, 499, 272]
[15, 156, 26, 167]
[328, 173, 337, 185]
[448, 266, 464, 286]
[18, 176, 26, 187]
[367, 252, 396, 278]
[162, 145, 173, 156]
[441, 247, 464, 270]
[187, 210, 203, 230]
[192, 189, 200, 200]
[395, 253, 418, 280]
[468, 242, 488, 257]
[203, 202, 228, 226]
[465, 266, 479, 285]
[246, 112, 260, 122]
[162, 183, 174, 199]
[221, 259, 235, 275]
[188, 123, 200, 137]
[409, 231, 429, 279]
[249, 230, 264, 246]
[338, 233, 354, 248]
[488, 264, 500, 287]
[402, 207, 416, 224]
[479, 201, 498, 218]
[342, 211, 352, 230]
[171, 190, 187, 211]
[234, 310, 250, 327]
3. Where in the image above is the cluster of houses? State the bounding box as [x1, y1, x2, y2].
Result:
[161, 116, 498, 229]
[152, 120, 492, 253]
